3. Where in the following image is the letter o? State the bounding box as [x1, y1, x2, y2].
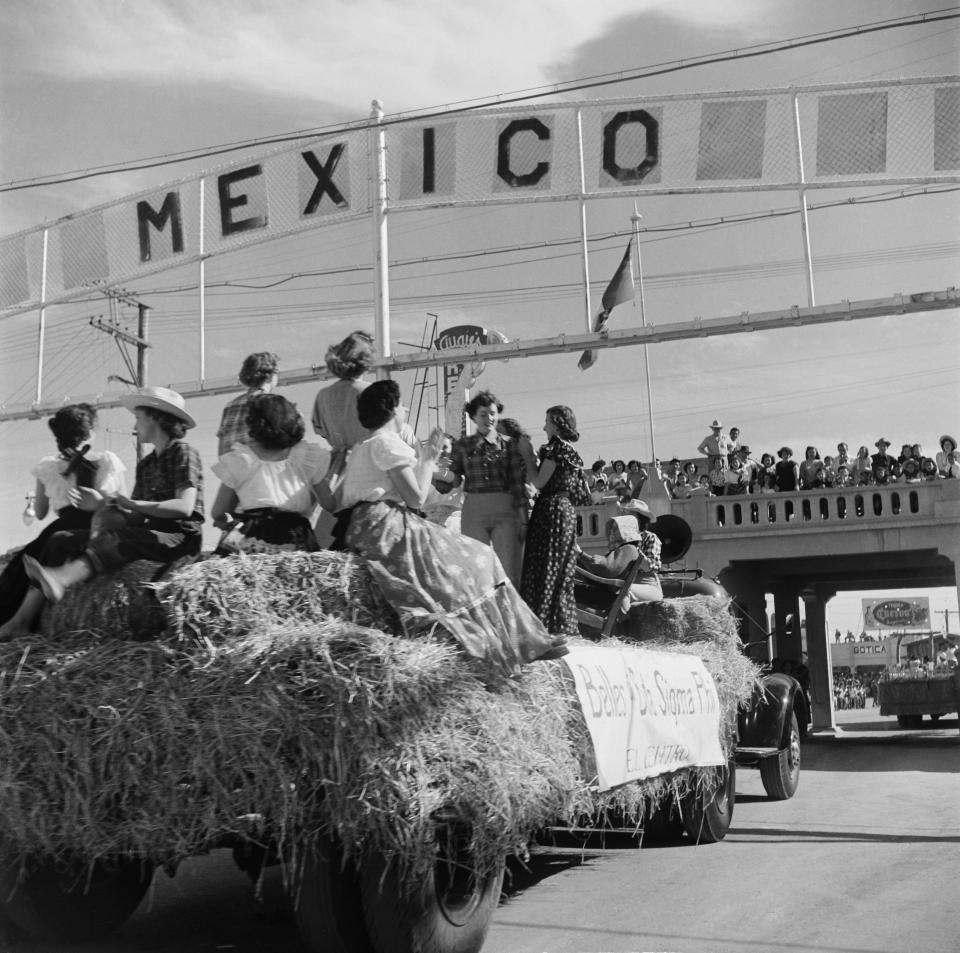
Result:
[603, 110, 658, 183]
[497, 118, 551, 187]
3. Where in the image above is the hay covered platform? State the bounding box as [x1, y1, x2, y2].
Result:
[0, 552, 758, 881]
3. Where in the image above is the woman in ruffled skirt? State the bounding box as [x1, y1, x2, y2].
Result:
[340, 380, 565, 680]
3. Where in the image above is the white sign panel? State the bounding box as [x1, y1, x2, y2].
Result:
[564, 644, 724, 792]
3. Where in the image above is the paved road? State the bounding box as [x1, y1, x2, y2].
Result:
[4, 710, 958, 953]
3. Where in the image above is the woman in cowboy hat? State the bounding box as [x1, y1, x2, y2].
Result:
[19, 387, 204, 616]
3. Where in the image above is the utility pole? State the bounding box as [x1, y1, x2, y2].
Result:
[90, 288, 151, 461]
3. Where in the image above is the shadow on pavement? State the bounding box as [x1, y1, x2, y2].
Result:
[730, 826, 960, 845]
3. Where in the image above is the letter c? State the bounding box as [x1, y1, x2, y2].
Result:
[497, 118, 551, 187]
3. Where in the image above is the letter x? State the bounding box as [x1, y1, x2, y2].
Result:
[302, 145, 347, 213]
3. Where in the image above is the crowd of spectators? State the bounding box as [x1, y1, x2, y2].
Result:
[584, 424, 959, 503]
[832, 672, 878, 709]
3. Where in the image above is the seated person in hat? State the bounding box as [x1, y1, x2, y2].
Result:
[574, 512, 662, 616]
[871, 439, 896, 480]
[17, 387, 204, 623]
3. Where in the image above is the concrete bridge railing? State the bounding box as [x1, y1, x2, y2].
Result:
[575, 478, 960, 554]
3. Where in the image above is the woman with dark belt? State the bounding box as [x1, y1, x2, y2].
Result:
[341, 380, 564, 679]
[17, 387, 204, 617]
[0, 404, 127, 638]
[517, 405, 584, 641]
[211, 394, 329, 554]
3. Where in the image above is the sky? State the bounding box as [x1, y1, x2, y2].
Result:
[1, 0, 958, 621]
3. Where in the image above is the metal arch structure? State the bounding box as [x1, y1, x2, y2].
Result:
[0, 287, 955, 421]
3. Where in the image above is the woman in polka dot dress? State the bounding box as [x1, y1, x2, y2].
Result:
[519, 405, 584, 641]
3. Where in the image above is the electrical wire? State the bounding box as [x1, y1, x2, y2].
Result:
[2, 9, 957, 194]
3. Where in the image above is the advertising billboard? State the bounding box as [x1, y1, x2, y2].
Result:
[861, 597, 930, 631]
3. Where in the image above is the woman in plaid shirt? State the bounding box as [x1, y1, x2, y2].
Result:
[448, 391, 527, 586]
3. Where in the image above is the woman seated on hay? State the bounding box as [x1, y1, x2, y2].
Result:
[14, 387, 204, 626]
[0, 404, 127, 639]
[339, 379, 567, 677]
[211, 394, 329, 554]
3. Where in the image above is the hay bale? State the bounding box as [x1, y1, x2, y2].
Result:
[624, 594, 737, 645]
[38, 560, 172, 641]
[156, 552, 402, 645]
[0, 554, 760, 887]
[34, 552, 400, 646]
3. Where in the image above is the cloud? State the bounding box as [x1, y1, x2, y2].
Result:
[8, 0, 767, 116]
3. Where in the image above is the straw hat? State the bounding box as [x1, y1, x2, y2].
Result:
[618, 498, 653, 523]
[120, 386, 196, 429]
[940, 434, 957, 450]
[710, 419, 723, 429]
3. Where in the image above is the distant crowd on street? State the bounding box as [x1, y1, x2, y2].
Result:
[832, 673, 878, 709]
[584, 420, 960, 502]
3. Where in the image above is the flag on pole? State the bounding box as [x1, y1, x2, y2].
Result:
[579, 239, 635, 371]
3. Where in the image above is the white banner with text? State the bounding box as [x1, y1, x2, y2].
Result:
[564, 644, 724, 792]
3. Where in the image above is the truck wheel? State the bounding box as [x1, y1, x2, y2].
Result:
[682, 759, 735, 844]
[0, 854, 152, 942]
[295, 840, 376, 953]
[643, 798, 685, 843]
[760, 712, 801, 800]
[360, 824, 504, 953]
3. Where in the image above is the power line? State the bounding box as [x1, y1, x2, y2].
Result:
[2, 9, 958, 194]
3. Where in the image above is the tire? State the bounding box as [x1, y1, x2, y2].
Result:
[643, 798, 685, 844]
[360, 825, 504, 953]
[0, 853, 152, 942]
[760, 712, 801, 801]
[682, 759, 736, 844]
[295, 840, 376, 953]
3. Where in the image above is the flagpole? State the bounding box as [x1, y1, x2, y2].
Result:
[632, 207, 657, 462]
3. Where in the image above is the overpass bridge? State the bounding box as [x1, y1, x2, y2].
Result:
[576, 479, 960, 732]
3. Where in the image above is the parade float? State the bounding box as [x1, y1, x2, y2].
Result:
[0, 549, 761, 953]
[878, 665, 960, 730]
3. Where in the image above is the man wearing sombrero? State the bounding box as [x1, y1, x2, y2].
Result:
[870, 438, 897, 481]
[697, 419, 734, 495]
[20, 387, 204, 614]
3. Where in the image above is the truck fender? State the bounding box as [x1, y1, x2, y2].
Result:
[738, 673, 800, 750]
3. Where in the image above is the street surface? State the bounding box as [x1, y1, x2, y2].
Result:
[3, 707, 958, 953]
